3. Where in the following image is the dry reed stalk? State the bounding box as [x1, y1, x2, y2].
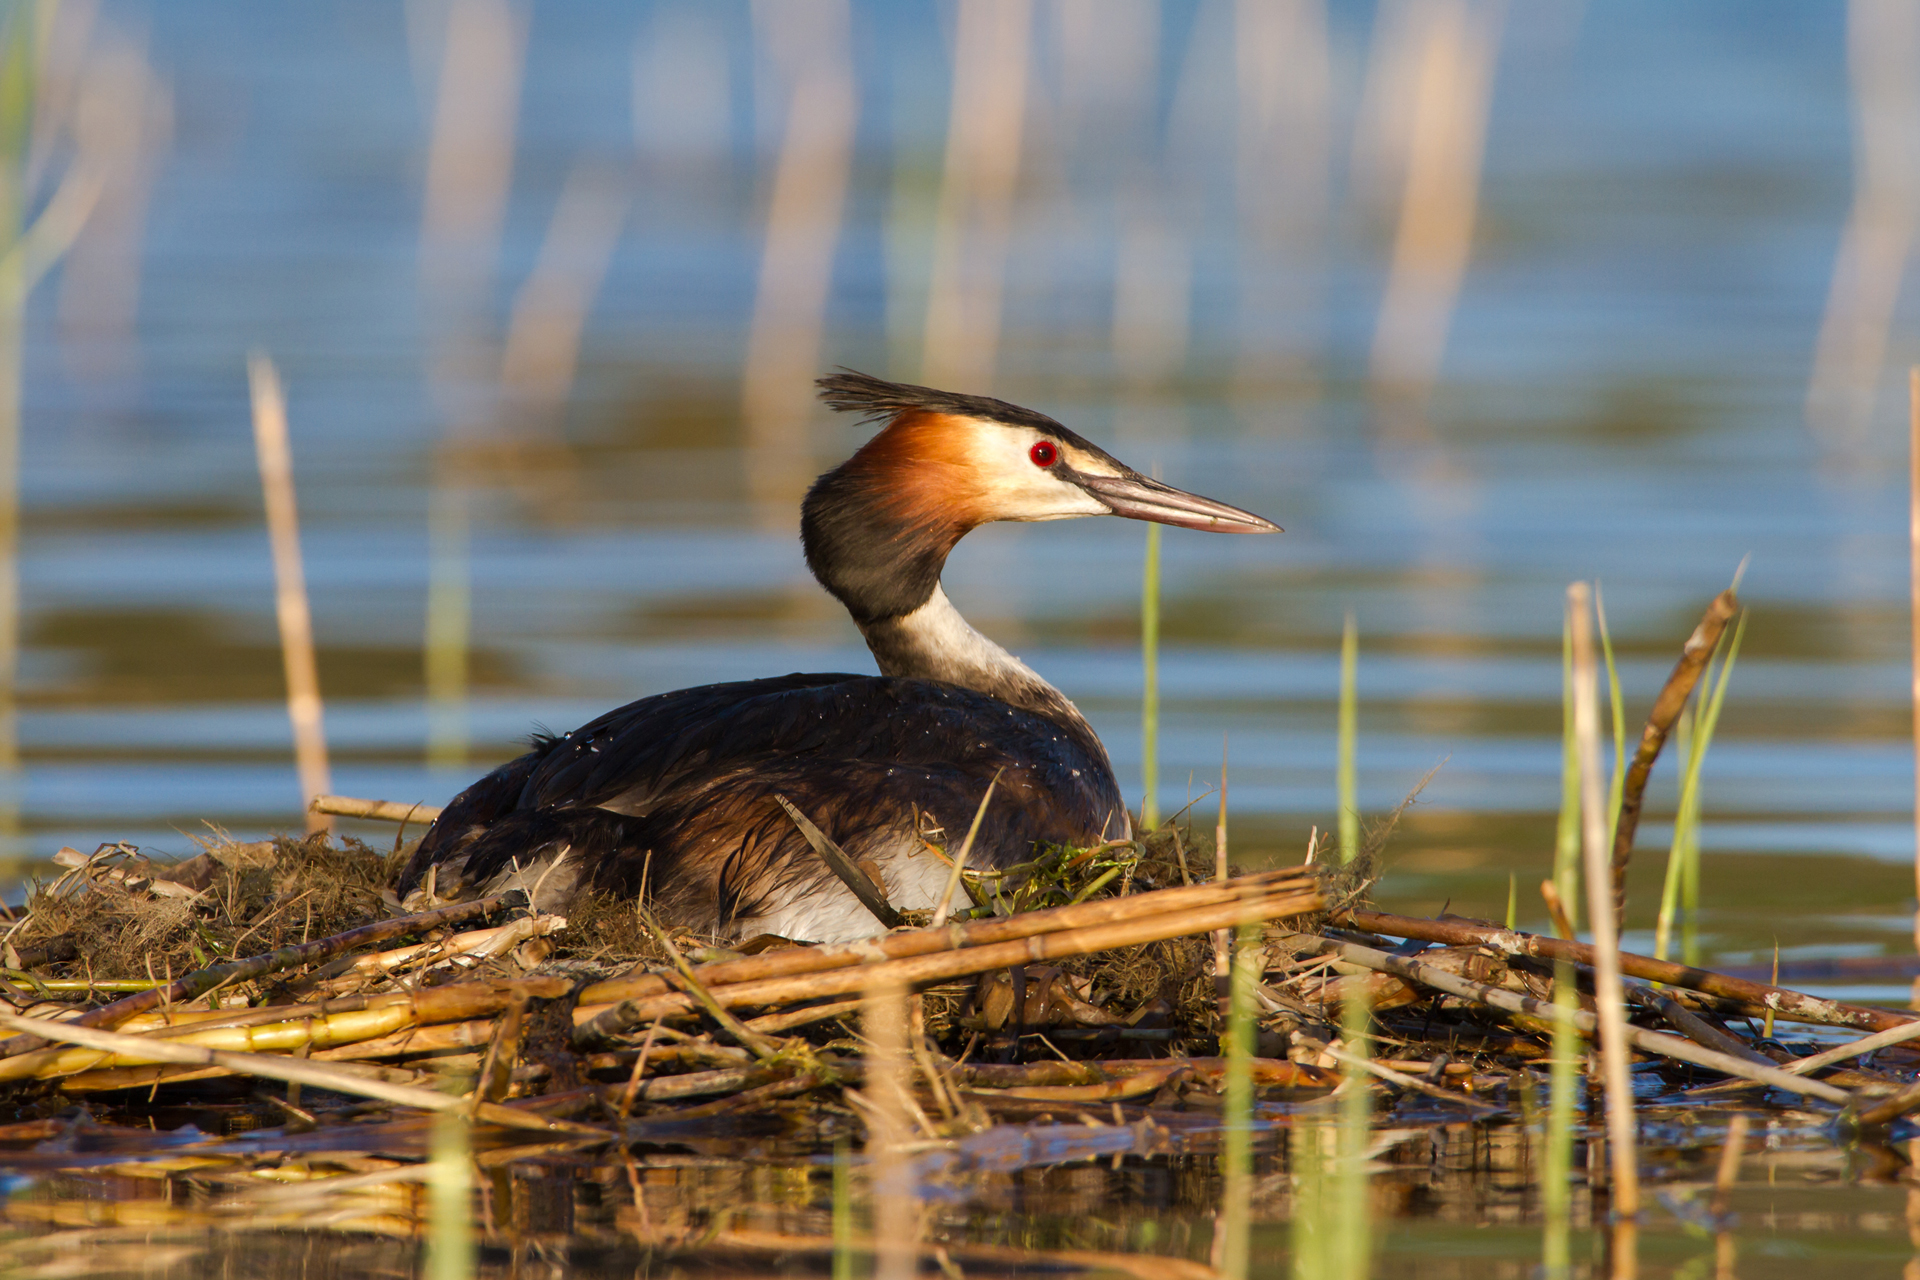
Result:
[1781, 1019, 1920, 1075]
[0, 1001, 430, 1083]
[921, 0, 1031, 390]
[309, 795, 442, 824]
[1912, 365, 1920, 976]
[1299, 936, 1853, 1105]
[0, 1011, 602, 1136]
[1366, 0, 1502, 419]
[248, 354, 331, 832]
[1292, 1033, 1496, 1111]
[58, 1056, 440, 1097]
[577, 866, 1315, 1012]
[1334, 908, 1916, 1034]
[1804, 6, 1920, 453]
[1574, 582, 1639, 1216]
[862, 979, 917, 1280]
[740, 0, 854, 518]
[1641, 990, 1775, 1068]
[0, 892, 526, 1058]
[574, 880, 1323, 1029]
[418, 0, 523, 772]
[1608, 588, 1740, 911]
[744, 997, 863, 1035]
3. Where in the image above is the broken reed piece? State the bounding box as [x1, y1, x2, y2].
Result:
[0, 1011, 605, 1138]
[310, 794, 444, 824]
[0, 890, 528, 1059]
[1608, 586, 1740, 914]
[1296, 936, 1852, 1105]
[1334, 907, 1917, 1036]
[576, 876, 1324, 1034]
[775, 794, 905, 930]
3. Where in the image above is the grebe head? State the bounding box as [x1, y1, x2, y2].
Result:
[804, 372, 1279, 623]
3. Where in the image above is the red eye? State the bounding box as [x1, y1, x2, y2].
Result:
[1029, 441, 1058, 468]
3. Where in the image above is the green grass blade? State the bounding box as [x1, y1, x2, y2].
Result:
[1554, 614, 1581, 919]
[1595, 583, 1627, 833]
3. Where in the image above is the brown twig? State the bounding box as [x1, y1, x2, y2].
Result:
[1609, 587, 1740, 912]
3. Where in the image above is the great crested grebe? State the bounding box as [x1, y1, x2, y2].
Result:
[394, 372, 1280, 942]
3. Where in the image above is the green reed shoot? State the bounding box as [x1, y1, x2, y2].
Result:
[427, 1090, 475, 1280]
[1554, 615, 1582, 920]
[1220, 921, 1258, 1280]
[1338, 612, 1358, 864]
[1655, 611, 1746, 965]
[1142, 523, 1162, 830]
[1595, 585, 1627, 831]
[1506, 873, 1517, 930]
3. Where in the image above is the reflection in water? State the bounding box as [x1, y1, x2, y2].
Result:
[1, 1103, 1907, 1277]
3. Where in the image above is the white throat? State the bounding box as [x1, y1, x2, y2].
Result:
[855, 585, 1091, 736]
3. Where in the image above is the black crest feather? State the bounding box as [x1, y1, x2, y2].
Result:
[816, 370, 1064, 434]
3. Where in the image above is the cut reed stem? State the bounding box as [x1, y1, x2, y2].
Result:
[249, 352, 332, 832]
